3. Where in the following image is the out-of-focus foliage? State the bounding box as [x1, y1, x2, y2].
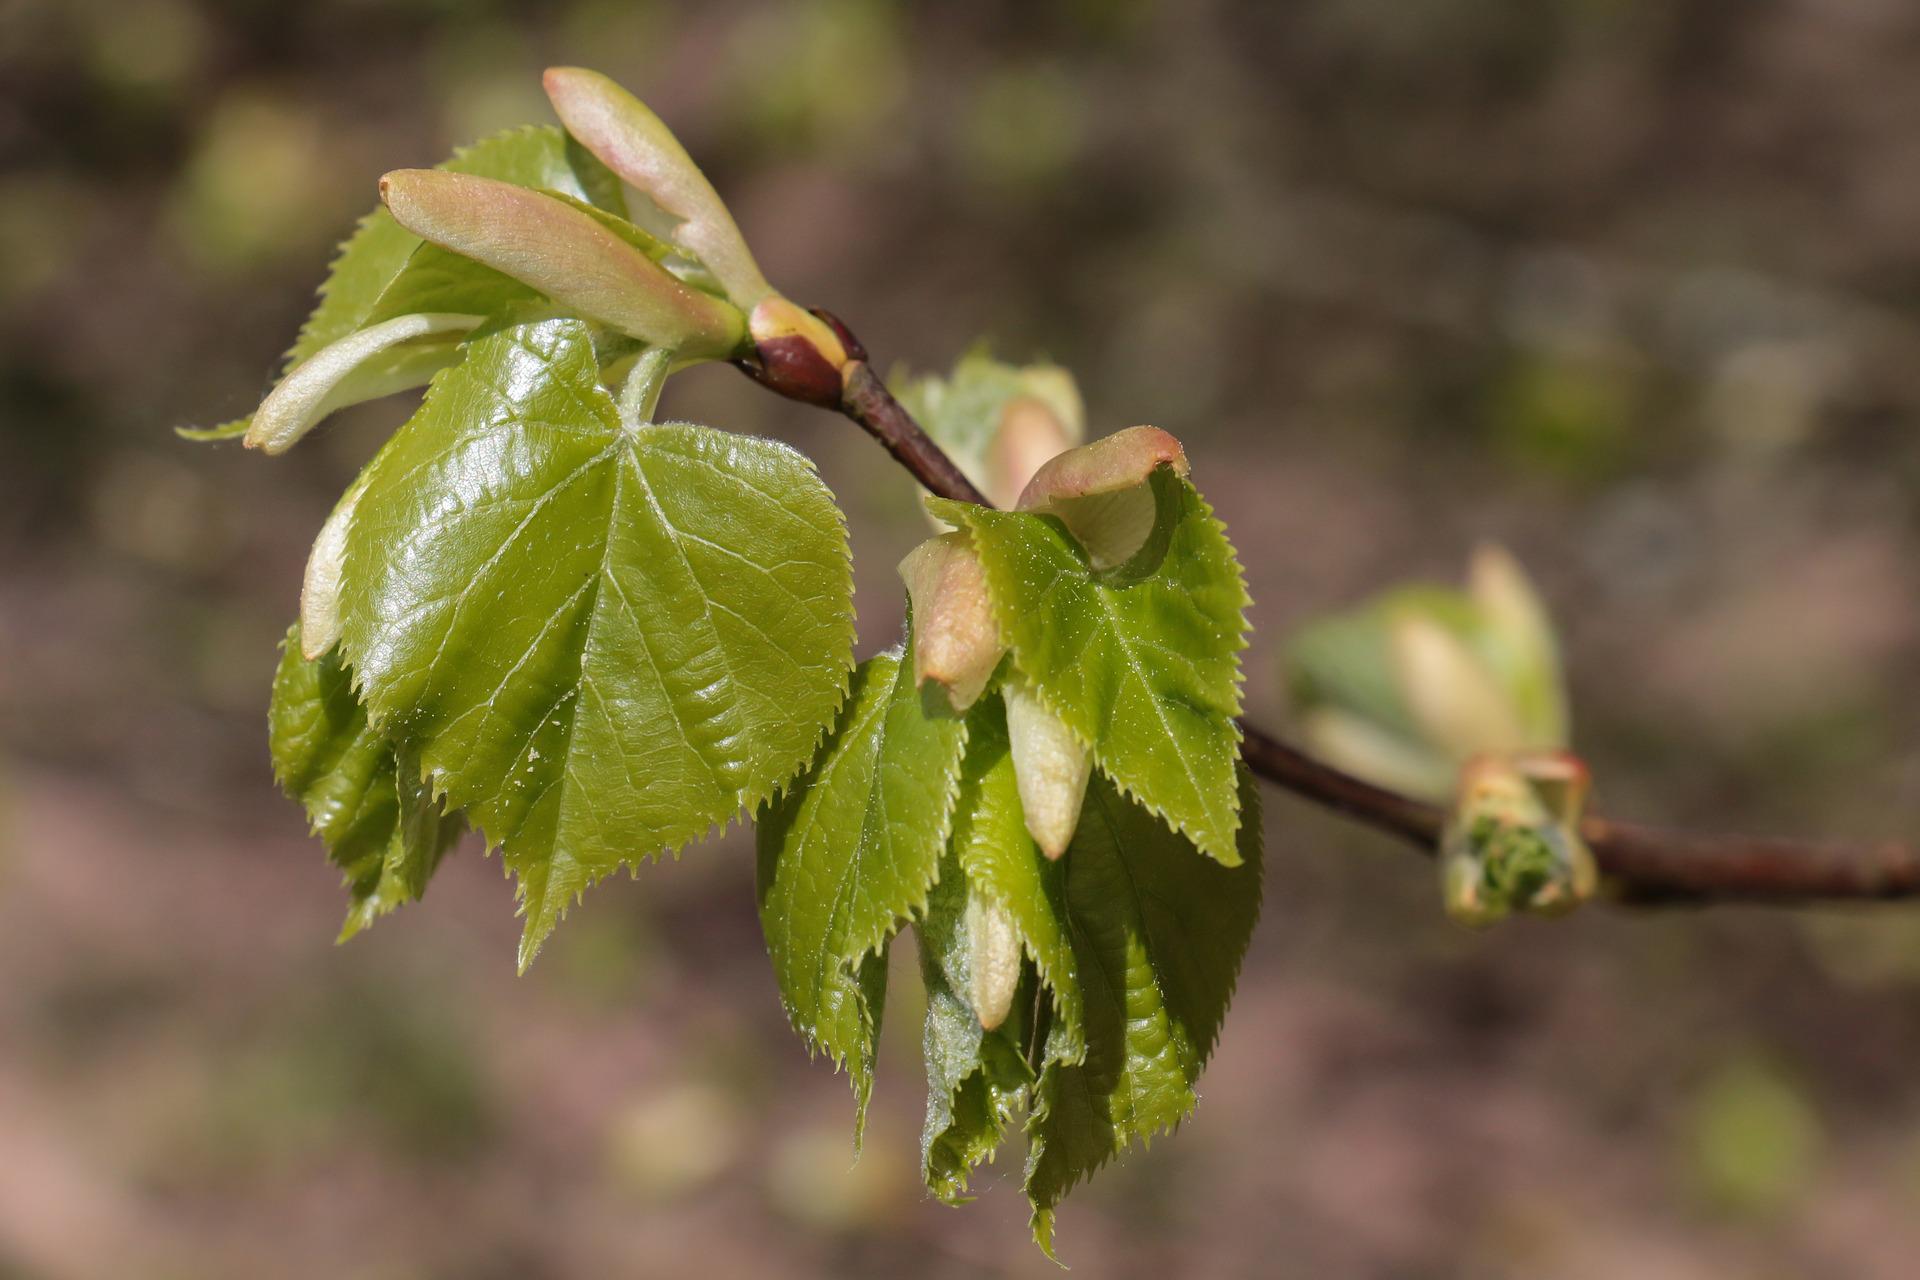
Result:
[1684, 1056, 1823, 1218]
[895, 348, 1084, 509]
[1285, 546, 1567, 803]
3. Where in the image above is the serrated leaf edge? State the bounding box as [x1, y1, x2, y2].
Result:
[937, 478, 1253, 864]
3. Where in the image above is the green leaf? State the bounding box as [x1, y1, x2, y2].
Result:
[917, 854, 1037, 1204]
[290, 125, 625, 366]
[953, 697, 1083, 1064]
[929, 469, 1250, 863]
[542, 190, 679, 264]
[1024, 769, 1263, 1256]
[335, 318, 856, 968]
[268, 622, 462, 940]
[756, 641, 970, 1142]
[361, 243, 545, 328]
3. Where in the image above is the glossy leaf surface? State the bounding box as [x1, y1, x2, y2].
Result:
[336, 318, 855, 966]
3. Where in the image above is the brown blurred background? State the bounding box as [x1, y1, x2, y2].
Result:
[5, 1, 1920, 1276]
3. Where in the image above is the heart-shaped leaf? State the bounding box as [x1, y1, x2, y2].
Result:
[335, 318, 855, 967]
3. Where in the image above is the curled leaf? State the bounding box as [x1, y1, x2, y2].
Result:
[244, 312, 481, 455]
[962, 892, 1022, 1031]
[917, 849, 1035, 1203]
[379, 169, 745, 357]
[543, 65, 772, 308]
[299, 466, 371, 660]
[899, 531, 1004, 713]
[1003, 676, 1092, 860]
[269, 622, 463, 939]
[1017, 425, 1189, 570]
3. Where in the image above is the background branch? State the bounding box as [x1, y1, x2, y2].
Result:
[761, 338, 1920, 906]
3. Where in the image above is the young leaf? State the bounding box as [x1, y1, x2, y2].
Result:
[543, 66, 773, 309]
[246, 313, 482, 454]
[928, 468, 1250, 864]
[952, 698, 1084, 1063]
[377, 170, 744, 357]
[898, 530, 1004, 713]
[756, 641, 970, 1142]
[1002, 673, 1093, 859]
[1024, 769, 1264, 1256]
[917, 856, 1037, 1204]
[914, 693, 1095, 1205]
[290, 124, 625, 366]
[269, 623, 461, 940]
[360, 243, 545, 328]
[895, 347, 1084, 509]
[334, 318, 856, 968]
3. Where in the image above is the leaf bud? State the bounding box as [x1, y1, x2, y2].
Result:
[746, 296, 853, 407]
[962, 893, 1022, 1031]
[1003, 677, 1092, 859]
[1441, 750, 1597, 927]
[899, 532, 1004, 713]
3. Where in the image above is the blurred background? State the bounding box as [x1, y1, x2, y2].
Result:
[5, 0, 1920, 1275]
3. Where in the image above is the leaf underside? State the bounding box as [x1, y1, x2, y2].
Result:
[268, 622, 462, 939]
[930, 469, 1251, 863]
[1024, 768, 1264, 1255]
[334, 317, 856, 967]
[756, 639, 971, 1143]
[917, 852, 1037, 1204]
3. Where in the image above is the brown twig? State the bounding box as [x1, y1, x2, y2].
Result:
[750, 326, 1920, 906]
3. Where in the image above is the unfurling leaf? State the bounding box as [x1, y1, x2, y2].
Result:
[1442, 750, 1597, 926]
[1283, 544, 1570, 804]
[929, 461, 1250, 865]
[334, 318, 855, 968]
[1017, 424, 1188, 571]
[757, 638, 970, 1142]
[899, 531, 1004, 713]
[269, 623, 461, 939]
[245, 312, 482, 454]
[1025, 770, 1263, 1256]
[290, 124, 625, 365]
[378, 170, 745, 357]
[543, 65, 773, 310]
[895, 347, 1084, 510]
[1002, 675, 1091, 859]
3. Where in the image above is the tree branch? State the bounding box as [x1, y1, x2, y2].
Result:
[764, 344, 1920, 906]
